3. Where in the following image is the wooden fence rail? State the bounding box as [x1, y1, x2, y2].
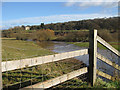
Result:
[2, 49, 88, 72]
[97, 36, 120, 56]
[21, 67, 88, 89]
[97, 53, 120, 71]
[96, 70, 115, 81]
[96, 35, 120, 82]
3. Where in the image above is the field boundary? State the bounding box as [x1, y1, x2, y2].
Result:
[21, 67, 88, 89]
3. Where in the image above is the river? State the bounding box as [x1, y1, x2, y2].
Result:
[36, 41, 120, 78]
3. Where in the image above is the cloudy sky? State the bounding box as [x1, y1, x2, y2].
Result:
[1, 0, 119, 29]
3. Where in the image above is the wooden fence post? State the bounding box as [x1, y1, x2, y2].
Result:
[0, 56, 2, 90]
[0, 30, 2, 89]
[88, 29, 97, 86]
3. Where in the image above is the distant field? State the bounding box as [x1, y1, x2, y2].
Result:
[2, 38, 54, 61]
[54, 29, 89, 32]
[1, 38, 16, 40]
[22, 29, 89, 33]
[67, 42, 120, 51]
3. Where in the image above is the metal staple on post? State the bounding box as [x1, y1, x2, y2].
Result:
[88, 29, 97, 86]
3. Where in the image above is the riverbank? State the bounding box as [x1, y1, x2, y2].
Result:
[67, 42, 120, 51]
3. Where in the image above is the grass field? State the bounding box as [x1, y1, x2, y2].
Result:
[2, 38, 54, 61]
[67, 42, 120, 51]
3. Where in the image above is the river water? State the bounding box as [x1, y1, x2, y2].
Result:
[37, 41, 120, 77]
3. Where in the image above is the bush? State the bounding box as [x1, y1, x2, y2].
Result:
[16, 33, 30, 40]
[31, 29, 55, 41]
[55, 31, 89, 42]
[65, 31, 89, 42]
[98, 30, 114, 42]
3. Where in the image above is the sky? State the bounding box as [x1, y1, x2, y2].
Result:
[1, 0, 119, 29]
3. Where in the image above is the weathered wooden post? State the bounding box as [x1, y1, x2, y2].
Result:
[88, 29, 97, 86]
[0, 55, 2, 90]
[0, 43, 2, 89]
[0, 27, 2, 89]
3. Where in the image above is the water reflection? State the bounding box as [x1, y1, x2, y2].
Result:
[37, 41, 120, 77]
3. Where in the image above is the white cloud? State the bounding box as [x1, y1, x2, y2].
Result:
[64, 0, 75, 6]
[2, 13, 116, 29]
[65, 0, 119, 8]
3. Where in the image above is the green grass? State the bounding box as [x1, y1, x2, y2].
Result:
[94, 78, 120, 88]
[67, 42, 120, 51]
[2, 38, 54, 61]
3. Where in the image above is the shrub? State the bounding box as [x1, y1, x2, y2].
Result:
[64, 31, 89, 42]
[98, 30, 114, 42]
[16, 33, 30, 40]
[31, 29, 55, 41]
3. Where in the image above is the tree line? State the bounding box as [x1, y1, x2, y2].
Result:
[2, 17, 119, 42]
[28, 17, 119, 31]
[2, 16, 119, 32]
